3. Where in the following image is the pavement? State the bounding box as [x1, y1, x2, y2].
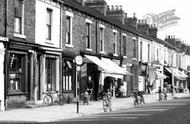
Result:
[0, 93, 189, 123]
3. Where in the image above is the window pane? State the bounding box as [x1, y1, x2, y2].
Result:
[62, 60, 73, 90]
[86, 23, 90, 48]
[100, 28, 104, 51]
[123, 36, 126, 56]
[14, 17, 21, 33]
[15, 0, 22, 17]
[46, 9, 52, 40]
[66, 16, 71, 44]
[9, 54, 24, 92]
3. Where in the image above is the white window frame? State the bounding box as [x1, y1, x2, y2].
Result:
[13, 0, 26, 39]
[99, 24, 105, 53]
[85, 19, 92, 51]
[65, 11, 73, 48]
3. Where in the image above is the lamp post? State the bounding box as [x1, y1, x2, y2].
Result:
[75, 55, 83, 113]
[171, 52, 175, 96]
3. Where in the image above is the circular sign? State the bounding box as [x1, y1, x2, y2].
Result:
[75, 55, 83, 65]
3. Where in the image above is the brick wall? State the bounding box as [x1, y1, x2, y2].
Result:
[5, 0, 35, 42]
[62, 8, 97, 54]
[0, 0, 5, 36]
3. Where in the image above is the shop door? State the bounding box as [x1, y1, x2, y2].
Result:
[46, 58, 56, 91]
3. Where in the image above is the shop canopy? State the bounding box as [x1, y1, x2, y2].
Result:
[153, 70, 167, 79]
[101, 58, 133, 76]
[84, 55, 133, 76]
[165, 67, 188, 80]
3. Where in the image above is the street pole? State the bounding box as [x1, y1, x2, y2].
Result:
[172, 52, 175, 96]
[75, 55, 83, 113]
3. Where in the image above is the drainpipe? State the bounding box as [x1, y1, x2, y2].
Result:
[3, 0, 8, 111]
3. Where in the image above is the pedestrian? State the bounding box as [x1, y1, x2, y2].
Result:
[158, 87, 162, 101]
[163, 87, 167, 100]
[86, 76, 94, 102]
[83, 90, 90, 105]
[147, 80, 151, 94]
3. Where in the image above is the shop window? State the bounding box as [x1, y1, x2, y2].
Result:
[62, 59, 73, 91]
[8, 53, 26, 93]
[46, 58, 56, 91]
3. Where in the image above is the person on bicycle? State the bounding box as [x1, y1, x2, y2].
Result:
[86, 76, 94, 102]
[104, 88, 112, 111]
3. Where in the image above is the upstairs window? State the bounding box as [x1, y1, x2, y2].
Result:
[46, 8, 52, 40]
[140, 41, 143, 61]
[123, 35, 127, 56]
[100, 27, 104, 52]
[148, 44, 150, 62]
[86, 22, 91, 49]
[113, 30, 117, 55]
[14, 0, 24, 34]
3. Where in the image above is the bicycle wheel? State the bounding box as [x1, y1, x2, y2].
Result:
[43, 95, 53, 105]
[103, 100, 109, 112]
[58, 94, 65, 106]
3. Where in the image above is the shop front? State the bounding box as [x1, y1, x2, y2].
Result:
[83, 55, 133, 100]
[5, 40, 35, 109]
[164, 67, 188, 92]
[33, 47, 61, 103]
[148, 64, 167, 93]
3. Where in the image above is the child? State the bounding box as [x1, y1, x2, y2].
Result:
[83, 90, 90, 105]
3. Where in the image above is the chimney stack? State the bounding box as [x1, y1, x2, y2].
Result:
[85, 0, 107, 15]
[106, 4, 125, 24]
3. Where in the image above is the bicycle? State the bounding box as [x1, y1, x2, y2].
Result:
[43, 90, 65, 106]
[132, 92, 144, 107]
[102, 92, 112, 112]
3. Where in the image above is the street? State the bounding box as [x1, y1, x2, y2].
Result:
[52, 97, 190, 124]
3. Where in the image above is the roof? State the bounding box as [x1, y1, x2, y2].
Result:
[62, 0, 143, 35]
[62, 0, 180, 51]
[150, 36, 181, 52]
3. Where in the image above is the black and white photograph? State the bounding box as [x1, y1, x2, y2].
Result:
[0, 0, 190, 123]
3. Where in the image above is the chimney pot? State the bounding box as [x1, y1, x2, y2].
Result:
[120, 5, 122, 10]
[116, 5, 119, 10]
[111, 5, 114, 10]
[133, 13, 136, 18]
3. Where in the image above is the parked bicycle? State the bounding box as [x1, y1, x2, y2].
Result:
[102, 92, 112, 112]
[43, 90, 65, 105]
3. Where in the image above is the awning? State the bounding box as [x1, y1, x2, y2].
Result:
[101, 58, 134, 76]
[165, 67, 187, 80]
[84, 55, 133, 76]
[153, 70, 167, 79]
[84, 55, 110, 72]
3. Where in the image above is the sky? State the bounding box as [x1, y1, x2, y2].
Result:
[106, 0, 190, 45]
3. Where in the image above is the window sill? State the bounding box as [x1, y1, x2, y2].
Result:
[132, 58, 137, 61]
[45, 41, 54, 45]
[13, 33, 26, 39]
[123, 56, 128, 59]
[65, 44, 74, 48]
[8, 91, 27, 96]
[86, 48, 93, 52]
[100, 51, 105, 54]
[113, 53, 118, 57]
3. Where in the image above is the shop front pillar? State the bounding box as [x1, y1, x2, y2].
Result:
[0, 43, 5, 111]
